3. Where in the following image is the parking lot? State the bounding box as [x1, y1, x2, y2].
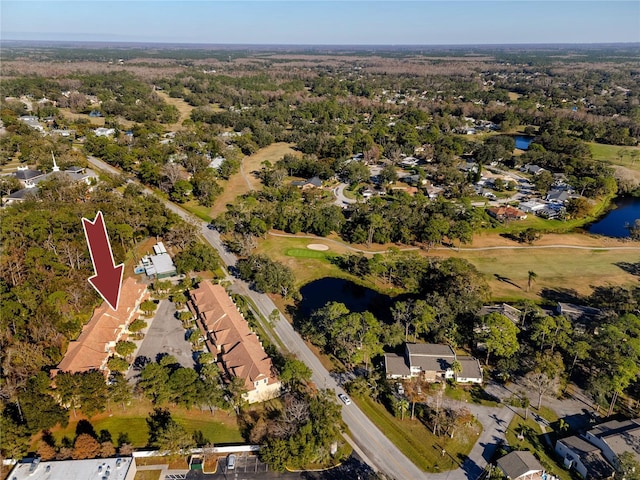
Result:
[218, 455, 269, 475]
[128, 298, 194, 379]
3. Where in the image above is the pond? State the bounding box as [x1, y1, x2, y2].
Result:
[588, 197, 640, 238]
[514, 135, 534, 150]
[297, 277, 392, 318]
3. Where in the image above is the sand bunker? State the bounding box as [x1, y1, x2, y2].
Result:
[307, 244, 329, 251]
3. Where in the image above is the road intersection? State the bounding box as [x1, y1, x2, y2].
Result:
[86, 154, 511, 480]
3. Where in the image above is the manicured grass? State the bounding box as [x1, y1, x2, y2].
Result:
[505, 414, 571, 480]
[588, 142, 640, 171]
[47, 402, 243, 448]
[536, 405, 560, 424]
[257, 235, 356, 287]
[352, 394, 480, 472]
[443, 246, 639, 300]
[285, 248, 332, 259]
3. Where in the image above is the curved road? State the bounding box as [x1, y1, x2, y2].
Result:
[86, 155, 425, 480]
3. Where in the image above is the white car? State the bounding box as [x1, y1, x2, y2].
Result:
[338, 393, 352, 405]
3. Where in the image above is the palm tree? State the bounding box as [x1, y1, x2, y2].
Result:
[527, 270, 537, 292]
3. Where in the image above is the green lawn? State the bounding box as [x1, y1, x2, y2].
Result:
[445, 384, 500, 407]
[51, 408, 243, 447]
[588, 142, 640, 171]
[257, 235, 357, 287]
[448, 246, 639, 300]
[285, 248, 333, 259]
[182, 200, 213, 222]
[352, 394, 480, 472]
[505, 414, 571, 480]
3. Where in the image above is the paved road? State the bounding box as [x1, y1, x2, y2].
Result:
[332, 182, 357, 207]
[86, 155, 521, 480]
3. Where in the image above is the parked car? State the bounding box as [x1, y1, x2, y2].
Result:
[227, 454, 236, 470]
[396, 383, 405, 395]
[338, 393, 352, 405]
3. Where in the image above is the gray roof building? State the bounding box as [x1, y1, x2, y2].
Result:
[8, 457, 137, 480]
[556, 435, 615, 480]
[496, 450, 543, 479]
[585, 418, 640, 465]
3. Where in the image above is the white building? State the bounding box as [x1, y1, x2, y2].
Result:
[8, 457, 137, 480]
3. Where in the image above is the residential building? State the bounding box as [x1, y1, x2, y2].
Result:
[4, 165, 98, 206]
[556, 302, 603, 322]
[487, 206, 528, 221]
[54, 277, 148, 377]
[188, 280, 281, 403]
[523, 164, 546, 175]
[137, 242, 177, 279]
[584, 418, 640, 466]
[94, 127, 116, 137]
[555, 436, 615, 480]
[496, 451, 544, 480]
[8, 456, 136, 480]
[479, 304, 523, 325]
[291, 176, 322, 189]
[384, 343, 482, 384]
[18, 115, 45, 132]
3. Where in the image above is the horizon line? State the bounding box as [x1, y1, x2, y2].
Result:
[3, 38, 640, 48]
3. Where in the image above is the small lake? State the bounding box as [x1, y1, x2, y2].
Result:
[514, 135, 534, 150]
[297, 278, 392, 318]
[588, 197, 640, 238]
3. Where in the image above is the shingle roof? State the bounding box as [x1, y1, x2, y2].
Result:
[457, 356, 482, 380]
[557, 436, 615, 479]
[406, 343, 455, 357]
[497, 451, 543, 479]
[384, 353, 410, 377]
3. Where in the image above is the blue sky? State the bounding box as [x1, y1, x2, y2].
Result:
[2, 1, 639, 45]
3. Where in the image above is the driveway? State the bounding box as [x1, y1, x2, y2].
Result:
[129, 299, 194, 377]
[332, 182, 356, 207]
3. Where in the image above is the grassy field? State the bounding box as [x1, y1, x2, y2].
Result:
[210, 143, 301, 218]
[588, 142, 639, 168]
[259, 230, 639, 301]
[505, 414, 571, 480]
[45, 401, 242, 449]
[257, 235, 355, 287]
[154, 90, 194, 130]
[352, 394, 481, 472]
[285, 248, 334, 259]
[443, 246, 639, 300]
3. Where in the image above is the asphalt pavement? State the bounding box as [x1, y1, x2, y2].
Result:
[85, 155, 510, 480]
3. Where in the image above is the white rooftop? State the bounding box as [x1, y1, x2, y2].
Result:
[8, 457, 135, 480]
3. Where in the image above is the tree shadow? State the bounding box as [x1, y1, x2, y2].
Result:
[539, 287, 582, 304]
[615, 261, 640, 278]
[494, 273, 521, 289]
[75, 419, 96, 438]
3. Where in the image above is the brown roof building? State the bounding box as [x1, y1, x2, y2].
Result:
[55, 277, 148, 376]
[487, 206, 528, 221]
[189, 280, 281, 404]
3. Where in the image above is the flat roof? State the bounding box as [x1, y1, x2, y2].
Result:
[8, 457, 135, 480]
[149, 253, 176, 275]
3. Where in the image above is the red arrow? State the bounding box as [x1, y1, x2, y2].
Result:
[82, 211, 124, 311]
